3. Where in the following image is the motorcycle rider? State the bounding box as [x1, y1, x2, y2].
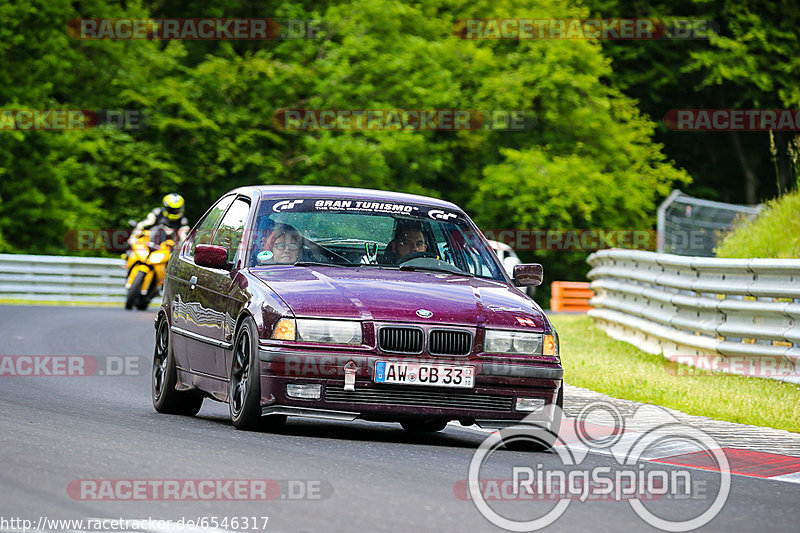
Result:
[128, 193, 190, 247]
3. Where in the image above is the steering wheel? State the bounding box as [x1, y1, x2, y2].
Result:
[397, 251, 436, 264]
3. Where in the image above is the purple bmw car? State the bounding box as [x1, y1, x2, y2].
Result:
[152, 186, 563, 438]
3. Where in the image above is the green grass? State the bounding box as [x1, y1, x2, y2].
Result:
[552, 314, 800, 433]
[715, 189, 800, 258]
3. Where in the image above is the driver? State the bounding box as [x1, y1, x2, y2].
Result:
[385, 220, 429, 264]
[257, 223, 302, 264]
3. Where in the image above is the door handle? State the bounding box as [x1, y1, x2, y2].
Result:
[189, 275, 197, 290]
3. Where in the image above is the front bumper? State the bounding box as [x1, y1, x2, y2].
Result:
[258, 346, 562, 427]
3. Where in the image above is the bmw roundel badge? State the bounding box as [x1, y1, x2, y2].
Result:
[416, 309, 433, 318]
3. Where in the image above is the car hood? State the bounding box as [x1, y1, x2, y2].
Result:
[250, 265, 547, 330]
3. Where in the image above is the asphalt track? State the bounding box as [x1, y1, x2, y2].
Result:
[0, 305, 798, 533]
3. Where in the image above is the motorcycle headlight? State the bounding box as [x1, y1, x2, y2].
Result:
[296, 319, 362, 345]
[149, 252, 166, 263]
[484, 330, 542, 355]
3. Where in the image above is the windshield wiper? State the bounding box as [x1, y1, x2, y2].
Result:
[292, 261, 351, 268]
[294, 261, 401, 270]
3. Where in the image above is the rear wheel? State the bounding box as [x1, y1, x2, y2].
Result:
[152, 314, 203, 415]
[400, 419, 449, 432]
[125, 271, 145, 310]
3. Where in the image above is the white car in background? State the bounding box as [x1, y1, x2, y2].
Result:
[487, 240, 537, 298]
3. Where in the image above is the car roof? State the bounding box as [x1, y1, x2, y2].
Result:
[227, 185, 462, 211]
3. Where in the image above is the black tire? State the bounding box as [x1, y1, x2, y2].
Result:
[551, 385, 564, 435]
[502, 387, 563, 452]
[136, 278, 159, 311]
[152, 314, 203, 415]
[125, 271, 145, 310]
[400, 419, 449, 432]
[229, 317, 285, 431]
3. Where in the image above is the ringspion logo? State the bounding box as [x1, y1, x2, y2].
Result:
[466, 402, 730, 531]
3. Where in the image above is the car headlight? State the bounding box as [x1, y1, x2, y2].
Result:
[272, 318, 362, 345]
[272, 318, 296, 340]
[484, 329, 542, 355]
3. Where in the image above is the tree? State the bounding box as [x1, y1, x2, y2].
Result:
[580, 0, 800, 203]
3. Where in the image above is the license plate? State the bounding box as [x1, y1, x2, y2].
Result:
[374, 361, 474, 388]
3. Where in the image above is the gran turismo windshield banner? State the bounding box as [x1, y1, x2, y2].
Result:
[268, 198, 463, 222]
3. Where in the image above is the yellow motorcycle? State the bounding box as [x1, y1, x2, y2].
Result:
[123, 224, 174, 310]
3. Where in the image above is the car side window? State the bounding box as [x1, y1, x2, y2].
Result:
[212, 198, 251, 262]
[186, 195, 235, 259]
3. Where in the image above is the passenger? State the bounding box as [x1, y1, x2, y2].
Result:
[257, 223, 302, 264]
[384, 220, 429, 264]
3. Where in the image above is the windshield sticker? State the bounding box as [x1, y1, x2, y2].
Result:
[427, 209, 458, 221]
[272, 199, 305, 212]
[256, 250, 274, 263]
[313, 200, 417, 213]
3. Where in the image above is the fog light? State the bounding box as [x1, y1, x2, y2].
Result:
[286, 384, 322, 400]
[516, 397, 545, 412]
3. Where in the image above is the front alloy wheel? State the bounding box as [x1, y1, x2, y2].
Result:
[229, 317, 285, 431]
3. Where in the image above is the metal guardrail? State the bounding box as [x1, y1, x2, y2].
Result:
[587, 249, 800, 383]
[0, 253, 160, 305]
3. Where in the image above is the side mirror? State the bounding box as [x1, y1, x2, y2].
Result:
[195, 244, 229, 270]
[513, 263, 543, 287]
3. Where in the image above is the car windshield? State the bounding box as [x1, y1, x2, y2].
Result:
[247, 198, 505, 280]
